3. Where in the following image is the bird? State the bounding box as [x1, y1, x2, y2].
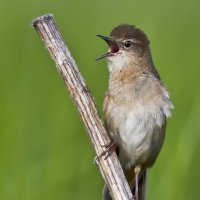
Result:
[96, 24, 173, 200]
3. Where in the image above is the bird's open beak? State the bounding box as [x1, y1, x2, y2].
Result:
[96, 34, 119, 60]
[97, 35, 111, 43]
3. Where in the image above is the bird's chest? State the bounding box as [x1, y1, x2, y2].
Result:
[104, 89, 165, 167]
[104, 97, 159, 143]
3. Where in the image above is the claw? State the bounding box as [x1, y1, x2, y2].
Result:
[96, 141, 118, 160]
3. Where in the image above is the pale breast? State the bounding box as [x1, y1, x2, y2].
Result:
[104, 75, 173, 169]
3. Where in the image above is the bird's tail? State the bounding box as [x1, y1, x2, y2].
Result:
[137, 170, 147, 200]
[102, 170, 147, 200]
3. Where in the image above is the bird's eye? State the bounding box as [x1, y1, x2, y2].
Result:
[124, 41, 132, 48]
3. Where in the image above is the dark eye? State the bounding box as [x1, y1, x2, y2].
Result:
[124, 40, 132, 48]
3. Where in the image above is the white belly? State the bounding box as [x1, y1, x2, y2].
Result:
[107, 101, 166, 169]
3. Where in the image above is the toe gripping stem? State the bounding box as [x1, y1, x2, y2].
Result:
[96, 141, 118, 160]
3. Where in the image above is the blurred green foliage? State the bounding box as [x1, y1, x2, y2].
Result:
[0, 0, 200, 199]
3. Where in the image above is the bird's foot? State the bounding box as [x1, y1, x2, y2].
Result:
[96, 141, 118, 160]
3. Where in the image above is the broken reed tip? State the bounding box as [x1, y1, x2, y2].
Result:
[31, 13, 54, 27]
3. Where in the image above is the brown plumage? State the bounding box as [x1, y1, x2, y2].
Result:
[97, 24, 173, 200]
[110, 24, 149, 49]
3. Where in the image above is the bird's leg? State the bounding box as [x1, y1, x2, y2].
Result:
[96, 141, 118, 160]
[134, 166, 141, 200]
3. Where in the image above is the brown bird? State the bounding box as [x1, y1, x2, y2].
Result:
[97, 24, 173, 200]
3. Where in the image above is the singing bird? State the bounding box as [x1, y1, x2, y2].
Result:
[97, 24, 173, 200]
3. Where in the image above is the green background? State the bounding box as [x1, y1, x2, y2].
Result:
[0, 0, 200, 199]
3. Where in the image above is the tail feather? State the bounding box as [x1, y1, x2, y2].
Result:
[137, 170, 147, 200]
[102, 170, 147, 200]
[102, 184, 112, 200]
